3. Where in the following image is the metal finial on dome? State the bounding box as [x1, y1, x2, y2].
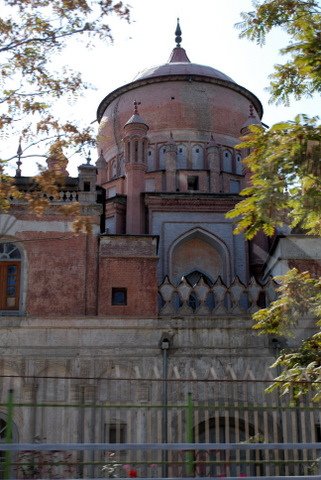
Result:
[175, 18, 182, 47]
[86, 150, 91, 165]
[134, 100, 139, 114]
[16, 137, 22, 177]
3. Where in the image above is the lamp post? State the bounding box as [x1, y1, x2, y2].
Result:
[160, 336, 170, 478]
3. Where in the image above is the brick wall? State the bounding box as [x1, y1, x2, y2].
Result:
[98, 235, 158, 316]
[17, 231, 99, 316]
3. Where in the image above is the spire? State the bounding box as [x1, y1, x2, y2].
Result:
[207, 133, 218, 148]
[16, 137, 22, 177]
[168, 18, 190, 63]
[175, 18, 182, 47]
[134, 100, 140, 115]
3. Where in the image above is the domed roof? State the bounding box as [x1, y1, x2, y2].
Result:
[133, 46, 235, 84]
[97, 20, 263, 122]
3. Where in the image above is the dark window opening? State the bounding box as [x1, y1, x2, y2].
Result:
[148, 151, 152, 156]
[134, 141, 138, 162]
[105, 423, 126, 443]
[179, 148, 183, 153]
[187, 176, 199, 191]
[83, 181, 90, 192]
[112, 288, 127, 306]
[315, 424, 321, 442]
[196, 148, 199, 153]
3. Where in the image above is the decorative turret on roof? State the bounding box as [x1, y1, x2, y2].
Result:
[46, 142, 68, 176]
[240, 104, 262, 135]
[96, 149, 107, 170]
[124, 100, 149, 129]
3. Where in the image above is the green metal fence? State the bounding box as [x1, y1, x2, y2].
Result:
[0, 375, 320, 478]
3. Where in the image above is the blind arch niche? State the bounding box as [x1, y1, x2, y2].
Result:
[169, 228, 231, 285]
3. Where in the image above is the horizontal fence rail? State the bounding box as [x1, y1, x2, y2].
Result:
[1, 442, 321, 451]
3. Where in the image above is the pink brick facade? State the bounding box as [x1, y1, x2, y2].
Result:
[2, 35, 319, 320]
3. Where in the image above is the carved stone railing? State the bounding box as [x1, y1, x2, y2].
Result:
[43, 190, 79, 202]
[158, 276, 277, 316]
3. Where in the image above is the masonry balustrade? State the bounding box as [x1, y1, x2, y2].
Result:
[158, 276, 277, 315]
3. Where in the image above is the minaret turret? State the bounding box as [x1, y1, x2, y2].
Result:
[123, 101, 149, 234]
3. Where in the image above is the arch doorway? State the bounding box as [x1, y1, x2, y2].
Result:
[170, 229, 230, 285]
[195, 417, 262, 477]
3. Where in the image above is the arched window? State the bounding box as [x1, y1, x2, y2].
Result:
[176, 144, 187, 169]
[192, 145, 204, 169]
[235, 152, 243, 175]
[185, 270, 213, 288]
[0, 243, 21, 310]
[147, 148, 155, 171]
[196, 417, 262, 477]
[185, 270, 214, 311]
[111, 160, 117, 178]
[159, 146, 166, 170]
[222, 150, 233, 172]
[119, 157, 125, 176]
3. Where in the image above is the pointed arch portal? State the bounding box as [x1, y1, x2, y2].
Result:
[169, 228, 231, 284]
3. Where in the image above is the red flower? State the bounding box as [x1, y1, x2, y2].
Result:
[129, 469, 137, 478]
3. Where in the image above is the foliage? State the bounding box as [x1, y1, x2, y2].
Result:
[231, 0, 321, 400]
[0, 0, 129, 140]
[0, 0, 129, 229]
[253, 269, 321, 337]
[226, 115, 321, 239]
[236, 0, 321, 105]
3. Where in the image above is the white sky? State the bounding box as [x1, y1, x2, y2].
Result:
[5, 0, 321, 176]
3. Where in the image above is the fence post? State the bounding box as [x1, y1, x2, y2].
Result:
[4, 389, 14, 480]
[186, 392, 194, 476]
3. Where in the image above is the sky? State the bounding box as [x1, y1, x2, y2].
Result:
[5, 0, 321, 176]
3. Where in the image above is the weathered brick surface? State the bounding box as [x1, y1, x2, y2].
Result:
[99, 81, 256, 156]
[16, 231, 99, 316]
[98, 257, 158, 316]
[98, 235, 158, 316]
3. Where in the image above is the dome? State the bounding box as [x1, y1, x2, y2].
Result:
[97, 42, 262, 123]
[133, 46, 235, 84]
[97, 21, 263, 159]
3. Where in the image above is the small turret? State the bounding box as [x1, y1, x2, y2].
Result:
[123, 102, 149, 234]
[240, 104, 262, 135]
[46, 142, 69, 176]
[78, 151, 97, 203]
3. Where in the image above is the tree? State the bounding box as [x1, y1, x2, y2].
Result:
[227, 0, 321, 400]
[0, 0, 130, 226]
